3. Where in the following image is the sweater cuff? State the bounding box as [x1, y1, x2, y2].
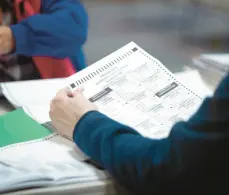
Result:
[73, 111, 100, 140]
[10, 24, 34, 55]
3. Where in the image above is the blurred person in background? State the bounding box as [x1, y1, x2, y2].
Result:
[50, 72, 229, 194]
[0, 0, 88, 81]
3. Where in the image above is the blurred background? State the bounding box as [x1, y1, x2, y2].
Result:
[82, 0, 229, 72]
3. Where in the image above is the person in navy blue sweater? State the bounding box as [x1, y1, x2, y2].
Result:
[0, 0, 87, 81]
[49, 73, 229, 194]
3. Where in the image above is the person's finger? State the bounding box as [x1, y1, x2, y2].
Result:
[49, 109, 53, 120]
[73, 89, 83, 97]
[56, 88, 70, 98]
[49, 99, 55, 111]
[49, 106, 55, 120]
[78, 87, 84, 92]
[67, 88, 74, 98]
[49, 99, 53, 108]
[49, 99, 57, 117]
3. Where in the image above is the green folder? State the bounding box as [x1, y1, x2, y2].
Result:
[0, 109, 52, 148]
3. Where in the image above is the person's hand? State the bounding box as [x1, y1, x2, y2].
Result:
[49, 88, 98, 139]
[0, 26, 15, 54]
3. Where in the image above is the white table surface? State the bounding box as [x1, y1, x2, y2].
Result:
[3, 180, 130, 195]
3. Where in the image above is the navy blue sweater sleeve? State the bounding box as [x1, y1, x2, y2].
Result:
[73, 74, 229, 193]
[10, 0, 88, 58]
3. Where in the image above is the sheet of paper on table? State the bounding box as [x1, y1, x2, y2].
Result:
[200, 53, 229, 66]
[1, 78, 66, 108]
[190, 53, 229, 88]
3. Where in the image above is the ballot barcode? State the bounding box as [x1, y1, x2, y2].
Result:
[69, 48, 138, 88]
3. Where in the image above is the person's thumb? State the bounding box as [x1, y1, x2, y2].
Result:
[73, 88, 83, 97]
[56, 88, 69, 98]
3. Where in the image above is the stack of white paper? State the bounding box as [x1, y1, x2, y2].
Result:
[1, 78, 66, 108]
[0, 134, 107, 193]
[191, 53, 229, 87]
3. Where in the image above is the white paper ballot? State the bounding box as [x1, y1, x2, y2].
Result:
[65, 42, 204, 139]
[1, 78, 66, 107]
